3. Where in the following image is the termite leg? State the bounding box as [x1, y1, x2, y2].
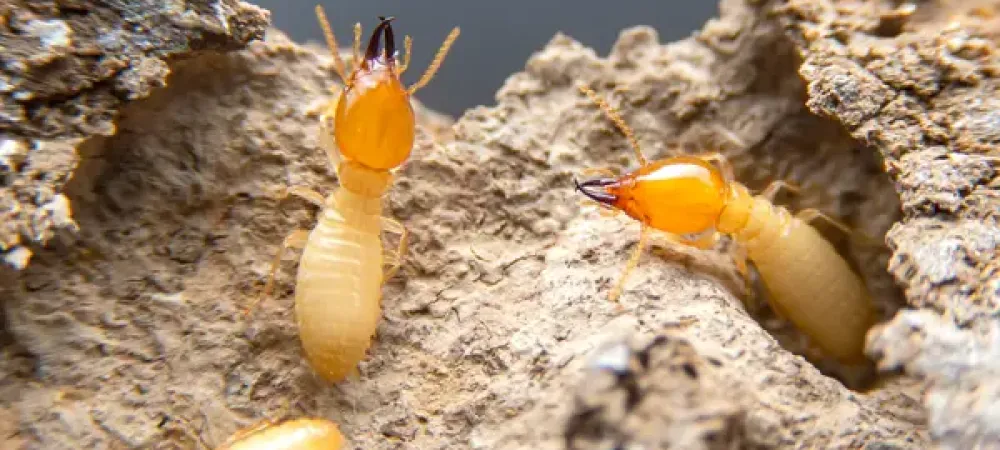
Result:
[677, 227, 751, 292]
[761, 180, 883, 248]
[759, 179, 801, 202]
[795, 208, 884, 249]
[380, 216, 409, 282]
[318, 96, 344, 165]
[728, 243, 754, 298]
[693, 152, 736, 185]
[669, 228, 719, 250]
[660, 229, 754, 299]
[730, 244, 749, 279]
[609, 224, 650, 302]
[246, 229, 310, 316]
[276, 186, 325, 207]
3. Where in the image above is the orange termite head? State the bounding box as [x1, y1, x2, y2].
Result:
[334, 16, 415, 171]
[575, 156, 730, 235]
[573, 86, 730, 236]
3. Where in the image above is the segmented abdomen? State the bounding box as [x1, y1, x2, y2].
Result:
[294, 203, 383, 382]
[218, 418, 345, 450]
[737, 199, 877, 363]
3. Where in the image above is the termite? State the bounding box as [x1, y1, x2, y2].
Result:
[572, 85, 879, 364]
[247, 6, 460, 382]
[216, 417, 344, 450]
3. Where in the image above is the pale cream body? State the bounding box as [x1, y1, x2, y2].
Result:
[718, 184, 877, 363]
[294, 161, 389, 382]
[217, 418, 345, 450]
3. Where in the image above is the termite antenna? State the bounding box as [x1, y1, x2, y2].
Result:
[314, 5, 348, 84]
[399, 35, 413, 74]
[408, 26, 461, 95]
[577, 85, 647, 166]
[352, 22, 362, 68]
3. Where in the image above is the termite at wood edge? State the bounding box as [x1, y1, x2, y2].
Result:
[572, 85, 880, 365]
[246, 6, 460, 384]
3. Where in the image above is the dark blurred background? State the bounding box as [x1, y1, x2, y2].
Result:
[252, 1, 717, 116]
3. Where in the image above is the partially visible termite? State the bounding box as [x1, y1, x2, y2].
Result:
[572, 85, 879, 364]
[216, 417, 344, 450]
[247, 6, 460, 382]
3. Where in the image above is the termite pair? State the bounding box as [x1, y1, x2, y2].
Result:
[239, 8, 874, 449]
[249, 7, 459, 383]
[572, 86, 879, 365]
